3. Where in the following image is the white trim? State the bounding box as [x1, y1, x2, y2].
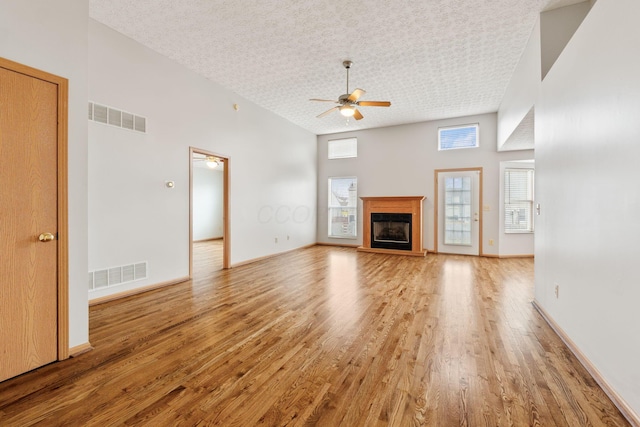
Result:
[533, 300, 640, 427]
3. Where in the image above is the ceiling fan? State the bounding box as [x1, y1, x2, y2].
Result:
[310, 60, 391, 121]
[193, 154, 223, 169]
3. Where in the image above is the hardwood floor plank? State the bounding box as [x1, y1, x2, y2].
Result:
[0, 244, 631, 426]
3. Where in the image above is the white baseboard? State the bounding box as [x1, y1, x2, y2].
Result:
[532, 300, 639, 427]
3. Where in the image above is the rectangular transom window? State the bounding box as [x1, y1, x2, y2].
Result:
[504, 168, 534, 233]
[328, 137, 357, 159]
[438, 124, 479, 151]
[328, 177, 357, 238]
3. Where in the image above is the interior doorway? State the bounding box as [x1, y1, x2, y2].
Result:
[189, 148, 230, 276]
[434, 168, 483, 256]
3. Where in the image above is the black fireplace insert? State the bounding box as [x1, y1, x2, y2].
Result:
[371, 213, 412, 251]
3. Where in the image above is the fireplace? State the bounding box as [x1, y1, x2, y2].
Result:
[371, 213, 412, 251]
[358, 196, 426, 256]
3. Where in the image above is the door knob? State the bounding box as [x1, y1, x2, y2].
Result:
[38, 232, 56, 242]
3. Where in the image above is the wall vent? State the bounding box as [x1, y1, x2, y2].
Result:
[89, 261, 148, 291]
[89, 101, 146, 133]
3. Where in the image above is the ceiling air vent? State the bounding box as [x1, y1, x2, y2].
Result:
[89, 102, 147, 134]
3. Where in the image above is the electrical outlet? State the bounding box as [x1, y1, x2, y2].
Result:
[488, 239, 494, 246]
[287, 235, 290, 240]
[275, 237, 278, 243]
[555, 284, 559, 298]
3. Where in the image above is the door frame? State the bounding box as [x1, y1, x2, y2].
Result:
[0, 57, 69, 360]
[189, 147, 230, 275]
[434, 167, 483, 256]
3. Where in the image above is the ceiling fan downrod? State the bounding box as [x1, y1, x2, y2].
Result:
[343, 60, 352, 95]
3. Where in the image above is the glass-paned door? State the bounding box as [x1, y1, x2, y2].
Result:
[444, 176, 472, 245]
[437, 170, 481, 255]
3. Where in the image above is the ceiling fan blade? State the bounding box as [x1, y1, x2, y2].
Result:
[310, 98, 339, 103]
[317, 106, 339, 118]
[357, 101, 391, 107]
[353, 109, 364, 120]
[348, 88, 366, 102]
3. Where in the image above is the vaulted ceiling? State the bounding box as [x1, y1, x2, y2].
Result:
[89, 0, 583, 136]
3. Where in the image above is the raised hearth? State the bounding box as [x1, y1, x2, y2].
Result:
[358, 196, 426, 256]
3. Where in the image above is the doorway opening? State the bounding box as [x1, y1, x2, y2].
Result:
[189, 148, 230, 277]
[434, 167, 483, 256]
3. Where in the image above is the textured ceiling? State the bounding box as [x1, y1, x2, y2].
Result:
[89, 0, 584, 136]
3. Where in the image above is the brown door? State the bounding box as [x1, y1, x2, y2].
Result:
[0, 64, 59, 381]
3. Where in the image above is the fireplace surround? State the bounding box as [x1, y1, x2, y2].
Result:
[358, 196, 426, 256]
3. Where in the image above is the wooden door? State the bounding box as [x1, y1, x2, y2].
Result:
[0, 63, 60, 381]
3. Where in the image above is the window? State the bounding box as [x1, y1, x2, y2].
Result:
[328, 177, 357, 238]
[504, 168, 534, 233]
[438, 124, 479, 151]
[444, 176, 472, 245]
[328, 137, 357, 159]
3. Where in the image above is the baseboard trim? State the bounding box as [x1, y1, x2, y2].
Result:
[498, 254, 534, 259]
[532, 300, 640, 427]
[316, 242, 359, 248]
[89, 277, 191, 306]
[231, 244, 317, 268]
[193, 237, 223, 243]
[69, 342, 93, 357]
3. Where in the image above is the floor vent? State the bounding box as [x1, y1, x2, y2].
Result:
[89, 102, 146, 133]
[89, 261, 148, 291]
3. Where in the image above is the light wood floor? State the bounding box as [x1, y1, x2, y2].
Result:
[0, 244, 629, 426]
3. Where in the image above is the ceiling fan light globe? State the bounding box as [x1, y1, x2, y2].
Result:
[340, 105, 355, 117]
[205, 156, 219, 168]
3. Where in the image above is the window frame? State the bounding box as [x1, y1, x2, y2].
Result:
[504, 168, 535, 234]
[328, 137, 357, 159]
[438, 124, 479, 151]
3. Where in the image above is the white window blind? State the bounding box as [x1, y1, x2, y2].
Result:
[504, 168, 534, 233]
[438, 124, 479, 150]
[328, 177, 357, 238]
[328, 138, 357, 159]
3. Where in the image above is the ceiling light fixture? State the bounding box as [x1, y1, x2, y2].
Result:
[339, 105, 355, 117]
[205, 156, 219, 169]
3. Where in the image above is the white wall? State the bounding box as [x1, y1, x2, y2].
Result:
[540, 2, 591, 80]
[497, 20, 541, 150]
[0, 1, 89, 347]
[88, 20, 317, 300]
[499, 160, 535, 256]
[317, 114, 534, 256]
[535, 0, 640, 417]
[498, 1, 591, 152]
[193, 167, 224, 241]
